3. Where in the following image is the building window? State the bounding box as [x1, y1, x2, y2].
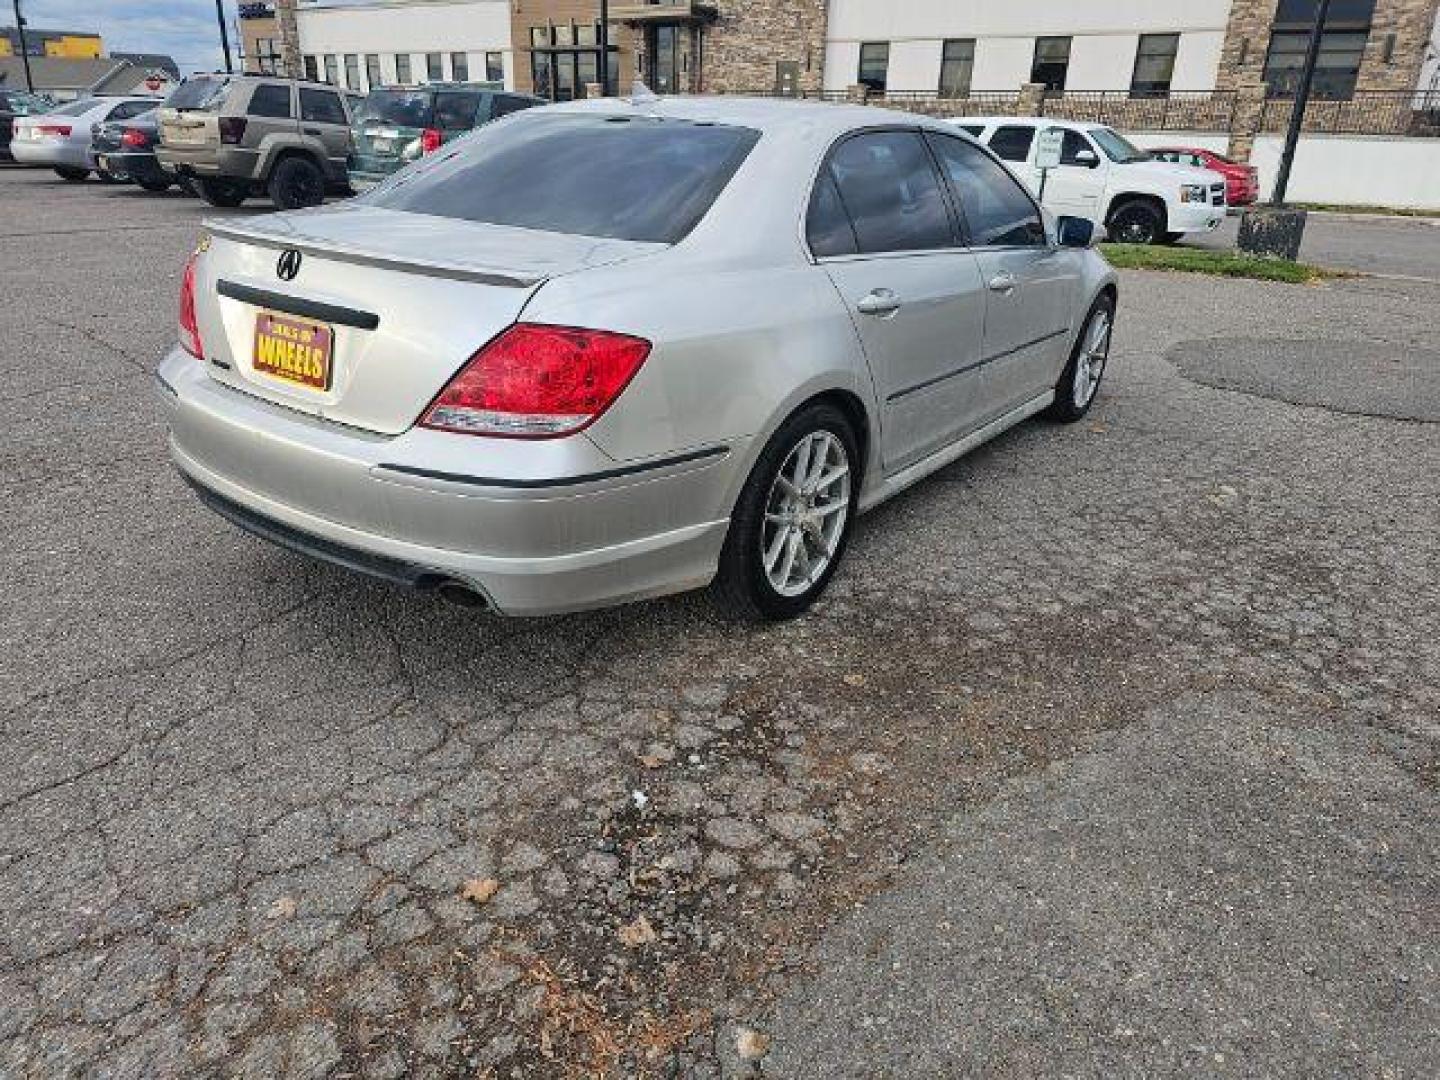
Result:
[426, 53, 443, 82]
[529, 23, 612, 101]
[1263, 0, 1376, 99]
[1031, 37, 1071, 94]
[395, 53, 411, 83]
[302, 55, 318, 82]
[451, 52, 469, 81]
[365, 54, 382, 90]
[343, 54, 360, 91]
[323, 54, 338, 86]
[486, 51, 504, 83]
[1130, 33, 1180, 98]
[939, 39, 975, 98]
[857, 42, 889, 93]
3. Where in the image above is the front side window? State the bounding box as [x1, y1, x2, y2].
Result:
[858, 42, 889, 93]
[939, 39, 975, 98]
[1031, 36, 1071, 94]
[988, 125, 1036, 162]
[1051, 128, 1097, 167]
[1089, 126, 1149, 163]
[247, 83, 292, 119]
[926, 134, 1046, 249]
[1131, 33, 1180, 98]
[451, 52, 470, 82]
[367, 114, 760, 244]
[299, 88, 347, 125]
[824, 131, 954, 255]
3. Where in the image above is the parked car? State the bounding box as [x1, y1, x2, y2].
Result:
[155, 73, 354, 209]
[158, 97, 1117, 620]
[89, 109, 175, 192]
[0, 89, 54, 161]
[1148, 146, 1260, 207]
[950, 116, 1227, 245]
[9, 96, 157, 180]
[347, 84, 546, 191]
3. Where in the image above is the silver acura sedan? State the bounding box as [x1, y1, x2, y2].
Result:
[158, 96, 1117, 620]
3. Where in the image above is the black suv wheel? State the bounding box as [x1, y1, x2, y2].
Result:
[268, 156, 326, 210]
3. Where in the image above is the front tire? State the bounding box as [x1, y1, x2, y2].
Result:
[713, 403, 859, 622]
[268, 156, 326, 210]
[1045, 294, 1115, 423]
[1107, 198, 1165, 245]
[54, 166, 89, 182]
[136, 177, 172, 193]
[196, 177, 249, 208]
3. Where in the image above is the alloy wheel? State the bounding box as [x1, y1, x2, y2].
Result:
[760, 431, 852, 598]
[1072, 308, 1112, 409]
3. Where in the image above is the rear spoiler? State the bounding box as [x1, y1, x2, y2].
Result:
[203, 219, 543, 289]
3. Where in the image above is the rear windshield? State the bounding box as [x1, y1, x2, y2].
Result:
[49, 98, 99, 117]
[166, 76, 230, 112]
[366, 113, 761, 244]
[355, 90, 434, 128]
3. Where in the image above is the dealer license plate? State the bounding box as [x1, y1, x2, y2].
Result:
[252, 311, 333, 390]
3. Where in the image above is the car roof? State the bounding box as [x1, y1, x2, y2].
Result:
[953, 116, 1116, 131]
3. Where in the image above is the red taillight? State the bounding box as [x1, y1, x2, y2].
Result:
[421, 127, 443, 154]
[218, 117, 248, 144]
[121, 127, 149, 148]
[37, 124, 71, 137]
[422, 324, 652, 438]
[179, 253, 204, 360]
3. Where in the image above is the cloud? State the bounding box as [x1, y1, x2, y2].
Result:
[14, 0, 241, 74]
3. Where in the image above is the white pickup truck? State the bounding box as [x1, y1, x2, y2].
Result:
[949, 117, 1227, 245]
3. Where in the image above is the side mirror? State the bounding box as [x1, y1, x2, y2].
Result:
[1073, 149, 1099, 168]
[1057, 216, 1095, 249]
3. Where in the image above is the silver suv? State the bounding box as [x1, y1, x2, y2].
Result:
[156, 74, 354, 210]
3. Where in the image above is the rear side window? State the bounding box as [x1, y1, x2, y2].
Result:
[956, 124, 984, 137]
[806, 172, 859, 258]
[434, 91, 482, 130]
[367, 114, 760, 244]
[248, 84, 292, 119]
[824, 131, 953, 255]
[926, 134, 1046, 248]
[299, 88, 347, 125]
[166, 77, 229, 111]
[988, 125, 1035, 162]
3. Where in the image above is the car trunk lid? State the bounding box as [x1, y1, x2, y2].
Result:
[193, 203, 665, 435]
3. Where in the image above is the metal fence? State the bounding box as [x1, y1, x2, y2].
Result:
[1034, 91, 1238, 132]
[1259, 90, 1440, 137]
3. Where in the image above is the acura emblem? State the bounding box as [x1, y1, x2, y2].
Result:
[276, 248, 302, 281]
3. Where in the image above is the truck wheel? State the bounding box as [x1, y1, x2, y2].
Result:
[196, 177, 249, 208]
[54, 166, 89, 182]
[268, 156, 326, 210]
[1108, 198, 1165, 245]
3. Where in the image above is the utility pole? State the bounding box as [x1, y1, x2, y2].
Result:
[598, 0, 610, 97]
[11, 0, 34, 93]
[214, 0, 233, 72]
[1272, 0, 1332, 205]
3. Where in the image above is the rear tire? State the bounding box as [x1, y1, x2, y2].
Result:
[54, 166, 89, 182]
[268, 156, 326, 210]
[712, 402, 859, 622]
[1045, 294, 1115, 424]
[196, 177, 248, 207]
[1107, 198, 1165, 245]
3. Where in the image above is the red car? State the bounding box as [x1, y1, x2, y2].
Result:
[1148, 147, 1260, 207]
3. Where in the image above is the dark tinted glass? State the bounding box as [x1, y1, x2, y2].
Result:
[166, 77, 228, 111]
[367, 114, 760, 244]
[807, 172, 858, 258]
[354, 89, 431, 127]
[299, 88, 346, 125]
[108, 101, 153, 121]
[1056, 129, 1095, 166]
[826, 131, 953, 254]
[248, 84, 292, 119]
[926, 134, 1046, 248]
[491, 95, 536, 118]
[988, 125, 1035, 162]
[434, 91, 482, 129]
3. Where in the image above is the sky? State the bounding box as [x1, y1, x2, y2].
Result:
[12, 1, 243, 74]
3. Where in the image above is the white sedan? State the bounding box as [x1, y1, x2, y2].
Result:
[10, 95, 157, 180]
[159, 95, 1117, 620]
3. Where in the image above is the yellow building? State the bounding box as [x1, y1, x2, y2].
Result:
[44, 34, 103, 59]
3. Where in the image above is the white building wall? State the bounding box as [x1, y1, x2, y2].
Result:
[824, 0, 1233, 93]
[296, 0, 512, 93]
[1248, 135, 1440, 210]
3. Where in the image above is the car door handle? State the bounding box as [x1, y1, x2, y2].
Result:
[988, 272, 1019, 293]
[856, 289, 902, 316]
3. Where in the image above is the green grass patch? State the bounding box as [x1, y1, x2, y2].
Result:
[1099, 243, 1341, 283]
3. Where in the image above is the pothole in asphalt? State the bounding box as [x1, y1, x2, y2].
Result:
[1169, 337, 1440, 422]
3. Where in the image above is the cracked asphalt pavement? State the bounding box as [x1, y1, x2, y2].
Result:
[1, 168, 1437, 1078]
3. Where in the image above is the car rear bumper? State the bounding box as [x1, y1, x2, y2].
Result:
[9, 140, 86, 168]
[156, 347, 740, 615]
[92, 149, 167, 182]
[156, 144, 258, 178]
